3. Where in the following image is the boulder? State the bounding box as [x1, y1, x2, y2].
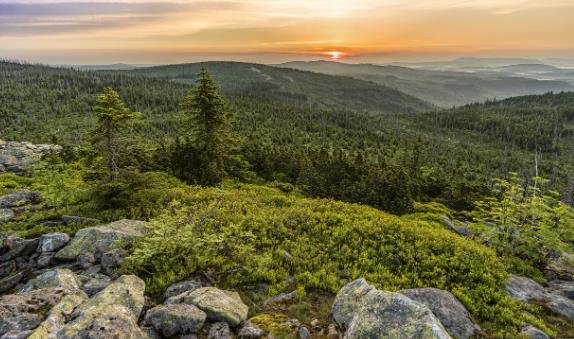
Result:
[28, 294, 86, 338]
[331, 278, 375, 329]
[238, 321, 266, 338]
[0, 288, 67, 336]
[0, 190, 41, 209]
[2, 330, 34, 338]
[0, 271, 25, 294]
[208, 322, 232, 339]
[545, 252, 574, 281]
[54, 275, 145, 338]
[0, 238, 39, 263]
[400, 287, 480, 339]
[37, 233, 70, 253]
[164, 279, 203, 300]
[443, 217, 472, 237]
[79, 272, 112, 297]
[55, 220, 148, 261]
[77, 251, 96, 268]
[36, 252, 54, 268]
[520, 326, 550, 339]
[505, 275, 547, 301]
[332, 279, 451, 339]
[506, 275, 574, 320]
[139, 326, 162, 339]
[100, 248, 127, 276]
[145, 304, 207, 337]
[167, 287, 249, 326]
[0, 140, 61, 174]
[548, 280, 574, 300]
[20, 268, 82, 294]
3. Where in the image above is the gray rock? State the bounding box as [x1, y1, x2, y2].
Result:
[55, 275, 146, 339]
[0, 238, 39, 263]
[0, 314, 42, 338]
[36, 252, 54, 268]
[0, 140, 61, 174]
[139, 326, 162, 339]
[443, 217, 472, 237]
[545, 252, 574, 281]
[167, 287, 249, 326]
[298, 326, 311, 339]
[55, 220, 148, 261]
[37, 233, 70, 253]
[77, 251, 96, 268]
[506, 275, 574, 320]
[164, 279, 203, 300]
[0, 209, 14, 222]
[101, 248, 126, 276]
[208, 322, 232, 339]
[28, 294, 86, 338]
[505, 275, 547, 301]
[1, 330, 33, 339]
[145, 304, 207, 337]
[238, 321, 266, 338]
[0, 288, 67, 336]
[400, 287, 480, 339]
[80, 273, 112, 297]
[549, 280, 574, 300]
[332, 279, 451, 339]
[331, 278, 375, 329]
[0, 271, 25, 294]
[20, 268, 82, 294]
[0, 190, 41, 209]
[261, 290, 298, 306]
[520, 326, 550, 339]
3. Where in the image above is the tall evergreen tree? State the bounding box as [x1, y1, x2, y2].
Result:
[177, 69, 246, 185]
[91, 87, 140, 180]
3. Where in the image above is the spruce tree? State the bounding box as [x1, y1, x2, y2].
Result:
[92, 87, 140, 180]
[178, 69, 246, 185]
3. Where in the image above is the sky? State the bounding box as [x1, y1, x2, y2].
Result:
[0, 0, 573, 64]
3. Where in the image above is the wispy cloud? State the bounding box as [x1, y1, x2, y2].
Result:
[0, 0, 572, 63]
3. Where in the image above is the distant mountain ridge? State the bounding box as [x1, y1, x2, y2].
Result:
[120, 61, 432, 113]
[278, 60, 574, 107]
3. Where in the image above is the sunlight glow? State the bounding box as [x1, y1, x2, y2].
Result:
[326, 51, 343, 60]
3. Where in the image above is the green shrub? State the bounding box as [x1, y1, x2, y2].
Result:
[121, 183, 530, 334]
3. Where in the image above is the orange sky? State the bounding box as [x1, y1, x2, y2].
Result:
[0, 0, 573, 64]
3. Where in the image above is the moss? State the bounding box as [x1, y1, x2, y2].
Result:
[249, 313, 293, 337]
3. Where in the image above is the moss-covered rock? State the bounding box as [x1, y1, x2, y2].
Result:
[144, 304, 207, 337]
[55, 220, 148, 261]
[28, 294, 86, 339]
[20, 269, 82, 294]
[167, 287, 248, 326]
[333, 279, 451, 339]
[55, 275, 145, 339]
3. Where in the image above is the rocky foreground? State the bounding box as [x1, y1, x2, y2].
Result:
[2, 207, 573, 338]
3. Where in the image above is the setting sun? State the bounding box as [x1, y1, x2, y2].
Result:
[327, 51, 344, 61]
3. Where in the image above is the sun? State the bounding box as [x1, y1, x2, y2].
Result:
[326, 51, 343, 61]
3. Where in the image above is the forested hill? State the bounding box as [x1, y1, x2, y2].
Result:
[279, 60, 574, 107]
[120, 61, 432, 113]
[2, 60, 574, 210]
